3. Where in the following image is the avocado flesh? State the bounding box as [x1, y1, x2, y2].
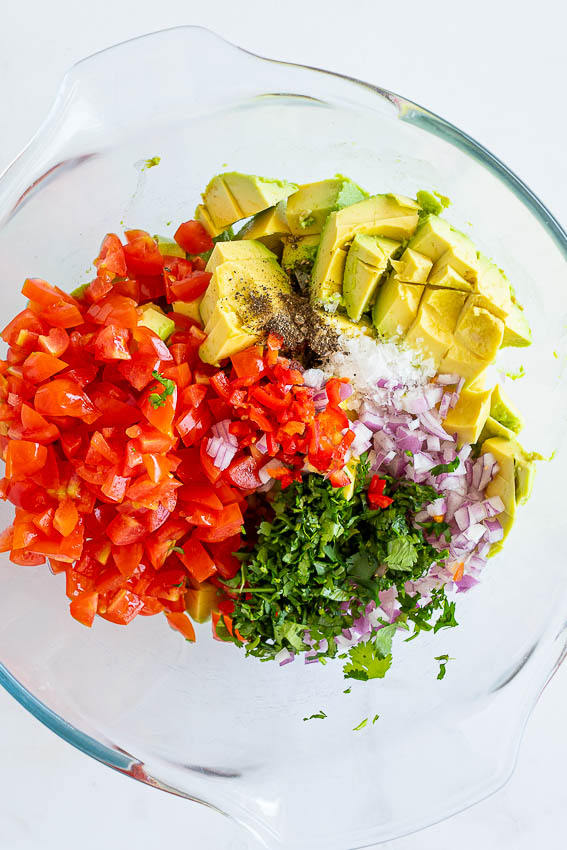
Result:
[490, 384, 524, 433]
[409, 215, 478, 282]
[404, 287, 466, 364]
[311, 194, 420, 310]
[199, 172, 297, 232]
[439, 341, 489, 382]
[501, 302, 532, 347]
[481, 437, 517, 541]
[185, 582, 218, 624]
[172, 298, 204, 327]
[199, 258, 292, 365]
[343, 235, 400, 322]
[391, 248, 432, 283]
[373, 277, 424, 338]
[281, 234, 320, 275]
[286, 176, 367, 236]
[196, 204, 225, 238]
[319, 311, 374, 340]
[236, 201, 290, 257]
[205, 238, 276, 276]
[138, 304, 175, 341]
[454, 298, 505, 361]
[479, 416, 517, 443]
[154, 235, 186, 258]
[443, 387, 492, 446]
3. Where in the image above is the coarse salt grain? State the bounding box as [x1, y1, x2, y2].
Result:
[321, 332, 435, 403]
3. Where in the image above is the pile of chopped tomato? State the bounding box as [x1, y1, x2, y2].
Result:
[0, 220, 356, 638]
[207, 338, 355, 489]
[0, 223, 248, 637]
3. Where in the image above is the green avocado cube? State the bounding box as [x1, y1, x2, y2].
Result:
[205, 238, 276, 275]
[390, 248, 432, 283]
[479, 415, 517, 443]
[343, 235, 400, 321]
[286, 175, 367, 236]
[443, 386, 492, 446]
[236, 201, 290, 256]
[454, 298, 505, 361]
[201, 172, 297, 231]
[373, 276, 424, 338]
[490, 384, 524, 433]
[138, 305, 175, 341]
[154, 235, 186, 258]
[281, 234, 320, 275]
[501, 302, 532, 348]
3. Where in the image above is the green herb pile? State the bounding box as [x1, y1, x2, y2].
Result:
[223, 455, 458, 679]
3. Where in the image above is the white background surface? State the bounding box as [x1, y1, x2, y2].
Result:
[1, 2, 566, 848]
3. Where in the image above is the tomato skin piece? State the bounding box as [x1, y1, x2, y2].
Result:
[174, 220, 213, 254]
[22, 351, 68, 383]
[100, 589, 144, 625]
[165, 611, 196, 641]
[231, 346, 265, 380]
[9, 404, 60, 444]
[123, 233, 164, 277]
[170, 271, 212, 301]
[69, 591, 99, 627]
[10, 549, 46, 566]
[93, 325, 131, 362]
[35, 378, 100, 423]
[41, 300, 84, 329]
[53, 499, 79, 536]
[37, 327, 70, 358]
[5, 440, 47, 480]
[224, 455, 262, 490]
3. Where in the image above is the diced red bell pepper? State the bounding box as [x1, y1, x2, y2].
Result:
[70, 591, 99, 627]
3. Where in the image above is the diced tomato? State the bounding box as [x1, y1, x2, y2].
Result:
[11, 404, 59, 444]
[367, 475, 393, 510]
[41, 300, 84, 329]
[174, 220, 213, 255]
[5, 440, 47, 480]
[123, 232, 164, 277]
[22, 351, 68, 383]
[224, 455, 262, 490]
[85, 276, 114, 304]
[93, 325, 131, 361]
[175, 406, 211, 447]
[100, 589, 144, 625]
[170, 271, 212, 301]
[206, 535, 242, 580]
[2, 310, 45, 346]
[179, 535, 216, 583]
[69, 591, 99, 627]
[10, 549, 46, 566]
[140, 379, 177, 436]
[38, 327, 70, 358]
[35, 378, 100, 423]
[94, 234, 127, 282]
[165, 611, 196, 641]
[231, 346, 265, 380]
[53, 500, 79, 536]
[178, 483, 223, 510]
[196, 502, 244, 543]
[107, 513, 147, 545]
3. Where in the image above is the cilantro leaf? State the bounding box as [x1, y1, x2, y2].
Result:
[429, 458, 460, 476]
[149, 370, 176, 408]
[372, 714, 380, 724]
[353, 718, 368, 731]
[343, 642, 392, 682]
[303, 710, 327, 721]
[435, 654, 453, 680]
[384, 537, 418, 571]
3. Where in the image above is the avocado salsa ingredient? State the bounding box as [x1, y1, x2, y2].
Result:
[0, 168, 537, 684]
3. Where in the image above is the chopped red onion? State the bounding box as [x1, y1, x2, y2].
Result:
[484, 495, 505, 516]
[437, 373, 460, 385]
[418, 410, 454, 440]
[438, 392, 452, 419]
[463, 523, 486, 544]
[339, 382, 354, 401]
[211, 419, 238, 448]
[256, 434, 268, 454]
[403, 393, 430, 414]
[484, 519, 504, 543]
[427, 497, 447, 517]
[358, 404, 384, 431]
[313, 388, 328, 411]
[426, 435, 441, 452]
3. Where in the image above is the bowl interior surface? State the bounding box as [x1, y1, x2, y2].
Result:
[0, 27, 566, 850]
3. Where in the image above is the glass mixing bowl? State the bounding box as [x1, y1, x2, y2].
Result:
[1, 26, 566, 850]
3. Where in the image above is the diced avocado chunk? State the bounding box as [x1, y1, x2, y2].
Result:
[200, 172, 297, 231]
[454, 298, 505, 361]
[405, 287, 466, 364]
[138, 305, 175, 341]
[409, 215, 478, 284]
[390, 248, 432, 283]
[474, 255, 514, 317]
[515, 461, 536, 505]
[481, 437, 517, 541]
[154, 235, 186, 258]
[281, 234, 320, 275]
[236, 201, 290, 255]
[373, 277, 424, 338]
[205, 239, 276, 275]
[343, 235, 400, 322]
[427, 264, 472, 291]
[185, 581, 219, 624]
[286, 175, 367, 236]
[311, 194, 420, 310]
[415, 189, 451, 216]
[443, 386, 492, 446]
[479, 415, 517, 443]
[439, 341, 489, 382]
[318, 311, 375, 340]
[195, 204, 225, 238]
[501, 302, 532, 348]
[172, 298, 204, 327]
[199, 257, 292, 365]
[490, 384, 524, 433]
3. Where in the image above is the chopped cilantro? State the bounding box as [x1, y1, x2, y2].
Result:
[228, 463, 451, 681]
[143, 156, 161, 170]
[149, 370, 176, 408]
[353, 718, 368, 731]
[435, 654, 453, 680]
[343, 688, 351, 694]
[429, 458, 460, 476]
[303, 710, 327, 721]
[169, 545, 185, 555]
[372, 714, 380, 724]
